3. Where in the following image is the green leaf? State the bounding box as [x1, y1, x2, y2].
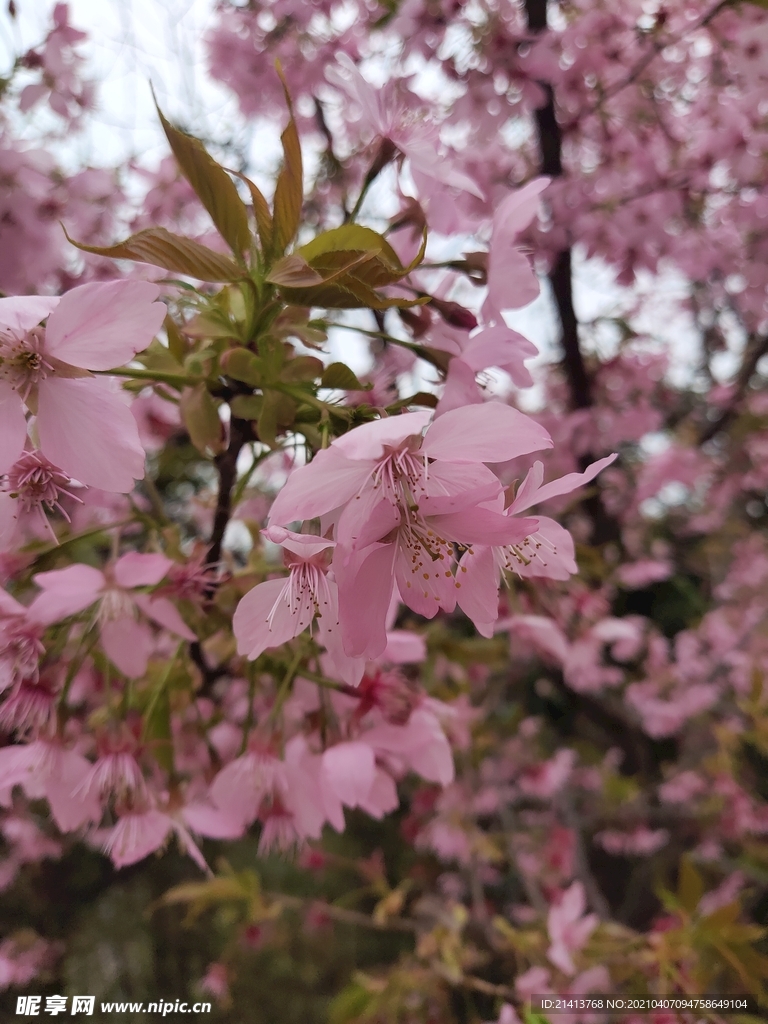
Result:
[266, 254, 324, 287]
[678, 856, 705, 915]
[272, 69, 303, 256]
[164, 315, 187, 362]
[321, 362, 367, 390]
[155, 100, 251, 256]
[257, 389, 295, 448]
[220, 349, 263, 387]
[229, 394, 263, 420]
[328, 982, 375, 1024]
[180, 384, 226, 455]
[281, 355, 324, 382]
[230, 170, 273, 255]
[64, 226, 244, 282]
[143, 686, 173, 774]
[384, 391, 438, 412]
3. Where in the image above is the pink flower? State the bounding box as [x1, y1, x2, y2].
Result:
[0, 450, 83, 549]
[483, 178, 550, 321]
[0, 281, 165, 492]
[547, 881, 599, 975]
[595, 827, 669, 857]
[233, 527, 364, 686]
[458, 455, 617, 636]
[0, 592, 44, 693]
[0, 740, 101, 832]
[270, 405, 552, 657]
[327, 54, 483, 199]
[30, 552, 195, 678]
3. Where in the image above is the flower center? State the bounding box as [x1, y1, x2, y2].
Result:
[99, 588, 136, 623]
[4, 451, 81, 522]
[500, 530, 557, 573]
[368, 443, 429, 508]
[0, 327, 52, 399]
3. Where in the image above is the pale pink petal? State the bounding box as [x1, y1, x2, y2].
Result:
[456, 546, 500, 637]
[435, 358, 482, 416]
[268, 447, 371, 525]
[405, 141, 484, 198]
[37, 377, 145, 492]
[134, 594, 196, 640]
[321, 742, 375, 808]
[100, 616, 154, 678]
[484, 247, 540, 318]
[381, 630, 426, 664]
[493, 178, 550, 239]
[103, 809, 173, 868]
[264, 526, 334, 560]
[424, 461, 503, 501]
[0, 296, 59, 334]
[181, 801, 246, 839]
[113, 551, 172, 588]
[332, 410, 431, 459]
[395, 541, 457, 619]
[357, 768, 399, 818]
[44, 280, 165, 370]
[513, 518, 577, 581]
[0, 384, 27, 474]
[315, 585, 365, 687]
[463, 325, 537, 387]
[336, 542, 396, 660]
[422, 404, 552, 463]
[45, 748, 101, 832]
[510, 455, 618, 513]
[30, 563, 105, 623]
[233, 577, 309, 660]
[336, 491, 401, 554]
[0, 492, 20, 551]
[435, 507, 539, 546]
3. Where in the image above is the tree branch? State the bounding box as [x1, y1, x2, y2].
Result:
[699, 332, 768, 444]
[525, 0, 620, 545]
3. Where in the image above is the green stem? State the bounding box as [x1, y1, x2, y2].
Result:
[98, 367, 203, 388]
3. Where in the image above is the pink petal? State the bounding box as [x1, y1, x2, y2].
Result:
[134, 594, 195, 640]
[268, 447, 371, 525]
[264, 526, 334, 560]
[181, 801, 246, 839]
[494, 178, 550, 240]
[100, 616, 154, 678]
[510, 454, 618, 513]
[0, 296, 59, 334]
[37, 377, 146, 492]
[455, 546, 501, 637]
[331, 410, 432, 460]
[45, 748, 102, 832]
[424, 461, 503, 501]
[394, 541, 457, 619]
[114, 552, 172, 588]
[435, 506, 539, 546]
[44, 280, 165, 370]
[321, 741, 375, 808]
[0, 492, 20, 552]
[381, 630, 426, 664]
[336, 543, 396, 660]
[0, 384, 27, 474]
[233, 577, 309, 659]
[434, 358, 483, 416]
[30, 563, 105, 623]
[484, 247, 540, 318]
[103, 810, 173, 868]
[422, 404, 552, 463]
[514, 518, 577, 581]
[358, 768, 399, 818]
[336, 491, 401, 555]
[314, 585, 365, 687]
